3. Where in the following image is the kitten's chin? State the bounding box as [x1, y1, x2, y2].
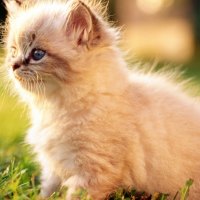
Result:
[16, 78, 45, 93]
[13, 70, 45, 93]
[15, 77, 60, 98]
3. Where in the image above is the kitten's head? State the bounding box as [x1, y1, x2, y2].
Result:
[4, 0, 117, 98]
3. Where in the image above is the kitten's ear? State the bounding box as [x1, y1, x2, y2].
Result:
[4, 0, 24, 16]
[65, 1, 101, 46]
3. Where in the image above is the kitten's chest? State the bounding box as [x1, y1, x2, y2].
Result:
[26, 114, 79, 149]
[26, 115, 85, 175]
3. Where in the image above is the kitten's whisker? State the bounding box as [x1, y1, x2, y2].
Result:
[37, 71, 46, 100]
[0, 70, 14, 106]
[35, 71, 42, 99]
[34, 74, 41, 101]
[36, 73, 44, 102]
[0, 82, 10, 109]
[30, 76, 35, 95]
[27, 79, 31, 93]
[34, 73, 40, 99]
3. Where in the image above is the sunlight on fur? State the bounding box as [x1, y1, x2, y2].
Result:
[2, 0, 200, 199]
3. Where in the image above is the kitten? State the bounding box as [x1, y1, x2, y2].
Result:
[3, 0, 200, 199]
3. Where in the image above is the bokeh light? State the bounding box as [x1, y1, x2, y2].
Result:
[136, 0, 174, 14]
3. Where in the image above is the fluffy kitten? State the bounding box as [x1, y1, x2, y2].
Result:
[3, 0, 200, 199]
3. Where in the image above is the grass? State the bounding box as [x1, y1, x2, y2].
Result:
[0, 49, 200, 199]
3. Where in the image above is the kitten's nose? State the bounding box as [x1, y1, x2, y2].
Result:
[12, 63, 21, 71]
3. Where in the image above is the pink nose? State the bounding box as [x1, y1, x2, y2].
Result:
[12, 63, 21, 71]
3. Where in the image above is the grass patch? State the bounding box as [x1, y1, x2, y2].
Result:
[108, 179, 193, 200]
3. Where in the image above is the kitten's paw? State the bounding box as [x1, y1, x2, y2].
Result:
[40, 181, 59, 198]
[40, 169, 61, 198]
[40, 188, 53, 198]
[66, 187, 92, 200]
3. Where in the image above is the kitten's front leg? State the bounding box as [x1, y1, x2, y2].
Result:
[40, 168, 61, 198]
[64, 175, 90, 200]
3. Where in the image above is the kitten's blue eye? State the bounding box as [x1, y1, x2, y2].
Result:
[31, 49, 46, 61]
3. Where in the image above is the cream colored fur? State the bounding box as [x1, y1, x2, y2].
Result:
[3, 0, 200, 199]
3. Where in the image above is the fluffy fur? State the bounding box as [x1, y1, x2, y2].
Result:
[3, 0, 200, 199]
